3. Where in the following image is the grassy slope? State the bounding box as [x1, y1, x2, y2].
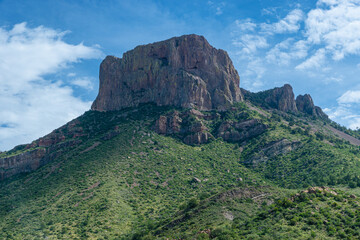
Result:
[1, 103, 360, 239]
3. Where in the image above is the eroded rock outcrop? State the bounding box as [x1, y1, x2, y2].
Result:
[241, 85, 298, 112]
[0, 119, 85, 181]
[217, 119, 267, 142]
[154, 109, 268, 145]
[245, 139, 301, 166]
[265, 84, 297, 112]
[242, 84, 328, 118]
[91, 34, 243, 112]
[296, 94, 328, 119]
[154, 110, 213, 145]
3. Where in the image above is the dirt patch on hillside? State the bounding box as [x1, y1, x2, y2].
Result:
[325, 126, 360, 146]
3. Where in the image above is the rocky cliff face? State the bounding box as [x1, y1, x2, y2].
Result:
[91, 34, 243, 112]
[0, 119, 84, 181]
[264, 84, 298, 112]
[296, 94, 328, 118]
[242, 84, 328, 119]
[154, 109, 214, 145]
[217, 119, 267, 143]
[153, 109, 267, 145]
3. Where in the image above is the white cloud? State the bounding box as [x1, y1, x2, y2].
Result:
[234, 19, 257, 32]
[324, 88, 360, 129]
[324, 76, 343, 83]
[295, 48, 326, 70]
[207, 1, 225, 16]
[216, 7, 223, 15]
[232, 34, 269, 55]
[325, 104, 360, 130]
[261, 9, 304, 34]
[305, 0, 360, 60]
[338, 90, 360, 103]
[266, 39, 308, 65]
[71, 77, 95, 90]
[67, 72, 76, 77]
[240, 58, 266, 91]
[0, 23, 103, 151]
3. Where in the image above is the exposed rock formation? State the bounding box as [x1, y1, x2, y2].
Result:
[154, 109, 268, 145]
[217, 119, 267, 142]
[91, 34, 242, 112]
[0, 119, 84, 181]
[154, 110, 213, 145]
[242, 84, 328, 118]
[241, 85, 298, 112]
[245, 139, 301, 166]
[296, 94, 328, 119]
[295, 94, 315, 115]
[154, 111, 182, 135]
[264, 84, 298, 112]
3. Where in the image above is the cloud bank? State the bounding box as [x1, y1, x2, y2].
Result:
[0, 23, 103, 151]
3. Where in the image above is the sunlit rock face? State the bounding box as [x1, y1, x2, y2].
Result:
[91, 34, 243, 112]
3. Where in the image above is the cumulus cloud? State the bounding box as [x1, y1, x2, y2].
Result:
[266, 39, 308, 65]
[232, 34, 269, 55]
[304, 0, 360, 60]
[338, 90, 360, 104]
[323, 87, 360, 129]
[0, 23, 103, 150]
[295, 48, 326, 70]
[234, 19, 257, 32]
[325, 101, 360, 130]
[71, 77, 95, 90]
[261, 9, 304, 34]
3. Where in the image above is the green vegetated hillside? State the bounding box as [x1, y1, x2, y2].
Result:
[1, 102, 360, 239]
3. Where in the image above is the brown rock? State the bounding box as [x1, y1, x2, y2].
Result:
[0, 148, 46, 181]
[91, 34, 242, 112]
[154, 110, 212, 145]
[183, 131, 212, 145]
[296, 94, 316, 115]
[296, 94, 328, 119]
[154, 111, 182, 135]
[265, 84, 297, 112]
[217, 119, 267, 143]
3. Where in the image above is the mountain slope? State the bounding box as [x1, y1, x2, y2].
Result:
[1, 102, 360, 239]
[1, 34, 360, 239]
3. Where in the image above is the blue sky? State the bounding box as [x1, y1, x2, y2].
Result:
[1, 0, 360, 150]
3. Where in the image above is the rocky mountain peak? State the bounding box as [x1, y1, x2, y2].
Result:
[264, 84, 298, 112]
[242, 84, 328, 119]
[91, 34, 243, 112]
[296, 94, 315, 115]
[296, 94, 328, 119]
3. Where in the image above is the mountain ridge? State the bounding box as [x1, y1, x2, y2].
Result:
[2, 34, 360, 239]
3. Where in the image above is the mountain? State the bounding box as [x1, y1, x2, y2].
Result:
[91, 34, 242, 112]
[1, 34, 360, 239]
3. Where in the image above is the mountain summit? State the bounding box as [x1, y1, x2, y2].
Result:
[91, 34, 243, 111]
